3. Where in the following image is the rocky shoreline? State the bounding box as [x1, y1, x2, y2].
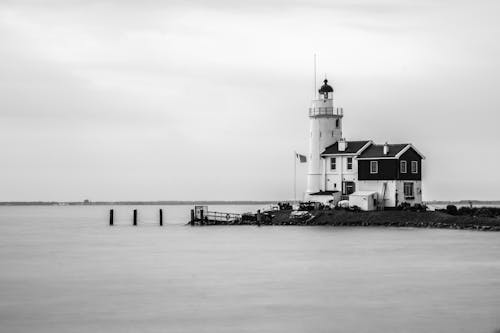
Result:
[195, 210, 500, 231]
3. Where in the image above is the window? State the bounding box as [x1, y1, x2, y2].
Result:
[330, 157, 336, 170]
[347, 157, 353, 170]
[370, 161, 378, 174]
[411, 161, 418, 174]
[404, 182, 414, 198]
[331, 131, 334, 137]
[400, 160, 407, 173]
[335, 119, 340, 128]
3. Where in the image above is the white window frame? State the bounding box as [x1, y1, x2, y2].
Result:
[370, 161, 378, 174]
[330, 157, 336, 170]
[347, 157, 353, 170]
[400, 160, 407, 173]
[404, 182, 414, 198]
[411, 161, 418, 174]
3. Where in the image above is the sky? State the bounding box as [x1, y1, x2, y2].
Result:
[1, 0, 499, 201]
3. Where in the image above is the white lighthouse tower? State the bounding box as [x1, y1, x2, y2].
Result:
[305, 79, 343, 197]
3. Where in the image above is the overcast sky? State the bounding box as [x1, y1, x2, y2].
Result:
[1, 0, 499, 201]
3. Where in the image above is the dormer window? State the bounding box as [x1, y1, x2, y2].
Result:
[400, 161, 407, 173]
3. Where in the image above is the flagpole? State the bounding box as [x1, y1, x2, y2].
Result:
[294, 151, 297, 202]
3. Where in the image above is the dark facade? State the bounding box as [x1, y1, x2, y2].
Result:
[358, 147, 422, 181]
[397, 148, 422, 181]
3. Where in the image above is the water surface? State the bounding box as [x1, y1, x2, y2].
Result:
[0, 205, 499, 332]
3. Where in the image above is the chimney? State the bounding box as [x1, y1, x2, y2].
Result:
[383, 142, 389, 155]
[338, 138, 347, 152]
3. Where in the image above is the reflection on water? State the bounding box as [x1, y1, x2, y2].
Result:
[0, 205, 499, 333]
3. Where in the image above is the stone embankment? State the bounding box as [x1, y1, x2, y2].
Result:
[201, 210, 500, 231]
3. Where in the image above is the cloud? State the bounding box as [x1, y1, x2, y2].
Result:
[0, 0, 499, 200]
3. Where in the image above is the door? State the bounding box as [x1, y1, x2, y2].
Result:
[342, 181, 355, 195]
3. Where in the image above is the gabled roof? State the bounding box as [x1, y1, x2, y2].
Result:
[321, 140, 371, 155]
[357, 143, 425, 159]
[396, 144, 426, 159]
[357, 143, 408, 158]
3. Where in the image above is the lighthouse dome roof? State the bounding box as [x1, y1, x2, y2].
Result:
[318, 79, 333, 94]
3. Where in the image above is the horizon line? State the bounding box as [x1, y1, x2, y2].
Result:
[1, 199, 500, 206]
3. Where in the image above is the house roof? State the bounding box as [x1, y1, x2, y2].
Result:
[350, 191, 378, 197]
[357, 143, 409, 159]
[321, 140, 371, 155]
[309, 190, 339, 196]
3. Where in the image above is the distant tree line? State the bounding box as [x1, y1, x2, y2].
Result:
[443, 205, 500, 218]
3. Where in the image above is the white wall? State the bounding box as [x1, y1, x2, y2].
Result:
[356, 180, 423, 207]
[395, 180, 423, 205]
[323, 155, 358, 191]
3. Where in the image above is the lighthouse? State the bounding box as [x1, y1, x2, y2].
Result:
[305, 79, 344, 196]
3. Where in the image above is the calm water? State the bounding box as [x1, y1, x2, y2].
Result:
[0, 205, 499, 333]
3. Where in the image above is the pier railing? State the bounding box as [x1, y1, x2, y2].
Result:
[309, 107, 343, 117]
[206, 211, 242, 222]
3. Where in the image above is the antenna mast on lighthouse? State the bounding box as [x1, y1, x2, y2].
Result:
[313, 54, 318, 98]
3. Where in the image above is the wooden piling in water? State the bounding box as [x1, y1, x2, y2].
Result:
[159, 209, 163, 226]
[133, 209, 137, 226]
[200, 210, 205, 226]
[109, 209, 114, 226]
[190, 209, 195, 226]
[257, 209, 261, 227]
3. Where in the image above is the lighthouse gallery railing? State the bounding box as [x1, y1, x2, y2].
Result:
[308, 107, 343, 117]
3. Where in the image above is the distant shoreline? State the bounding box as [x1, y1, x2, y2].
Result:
[0, 201, 278, 206]
[425, 200, 500, 206]
[1, 200, 500, 207]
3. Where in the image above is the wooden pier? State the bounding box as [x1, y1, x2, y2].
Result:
[109, 208, 165, 226]
[190, 206, 243, 225]
[189, 210, 243, 225]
